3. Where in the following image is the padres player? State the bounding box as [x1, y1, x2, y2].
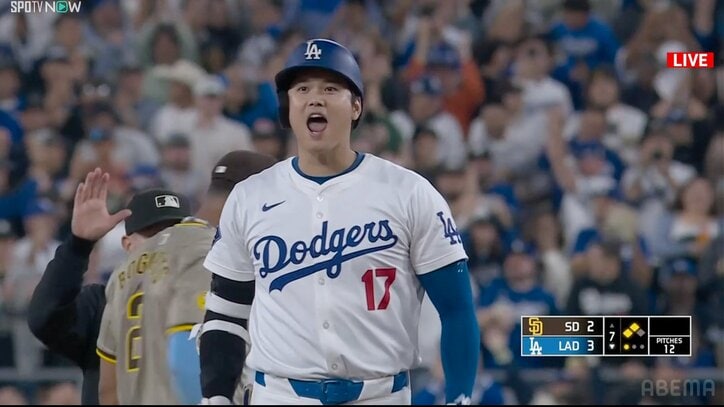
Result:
[96, 188, 192, 404]
[96, 151, 277, 405]
[200, 39, 480, 405]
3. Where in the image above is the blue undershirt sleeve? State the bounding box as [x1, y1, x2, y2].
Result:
[168, 331, 202, 404]
[418, 260, 480, 404]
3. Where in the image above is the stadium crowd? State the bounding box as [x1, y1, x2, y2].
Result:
[0, 0, 721, 404]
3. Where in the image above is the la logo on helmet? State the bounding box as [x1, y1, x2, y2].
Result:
[304, 41, 322, 60]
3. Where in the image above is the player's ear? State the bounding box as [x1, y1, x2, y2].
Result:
[121, 235, 132, 253]
[351, 96, 362, 121]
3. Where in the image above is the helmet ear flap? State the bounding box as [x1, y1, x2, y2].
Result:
[277, 91, 291, 129]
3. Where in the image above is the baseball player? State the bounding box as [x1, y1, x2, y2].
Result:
[96, 187, 192, 404]
[200, 39, 480, 405]
[96, 151, 277, 405]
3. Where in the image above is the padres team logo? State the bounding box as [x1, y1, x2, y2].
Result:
[529, 317, 543, 336]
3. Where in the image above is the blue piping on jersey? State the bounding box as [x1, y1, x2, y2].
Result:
[292, 152, 365, 185]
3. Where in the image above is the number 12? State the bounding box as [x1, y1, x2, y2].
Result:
[361, 268, 396, 311]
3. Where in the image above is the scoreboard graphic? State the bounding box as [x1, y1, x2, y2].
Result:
[521, 316, 691, 357]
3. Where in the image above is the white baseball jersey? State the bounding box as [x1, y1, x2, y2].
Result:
[204, 153, 467, 381]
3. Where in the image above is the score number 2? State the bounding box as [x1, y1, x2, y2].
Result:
[126, 291, 143, 372]
[361, 268, 396, 311]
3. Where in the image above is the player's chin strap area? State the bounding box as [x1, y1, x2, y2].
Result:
[447, 394, 472, 405]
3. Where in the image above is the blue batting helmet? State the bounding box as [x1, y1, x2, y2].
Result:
[274, 39, 364, 129]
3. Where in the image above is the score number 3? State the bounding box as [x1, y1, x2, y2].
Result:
[361, 268, 396, 311]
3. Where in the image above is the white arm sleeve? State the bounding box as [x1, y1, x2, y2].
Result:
[408, 179, 468, 275]
[203, 187, 255, 282]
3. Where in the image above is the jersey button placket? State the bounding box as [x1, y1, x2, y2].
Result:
[313, 187, 337, 373]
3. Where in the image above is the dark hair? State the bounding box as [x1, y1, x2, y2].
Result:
[152, 23, 181, 49]
[472, 38, 506, 67]
[413, 126, 438, 141]
[517, 34, 555, 57]
[563, 0, 591, 12]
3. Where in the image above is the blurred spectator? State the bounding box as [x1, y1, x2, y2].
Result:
[281, 0, 360, 39]
[138, 22, 199, 102]
[221, 63, 278, 129]
[566, 239, 649, 316]
[113, 61, 161, 132]
[0, 158, 41, 235]
[325, 0, 382, 56]
[70, 102, 159, 183]
[359, 34, 407, 116]
[512, 34, 573, 117]
[50, 14, 90, 86]
[410, 126, 442, 183]
[652, 177, 720, 261]
[3, 198, 60, 374]
[532, 212, 573, 308]
[150, 59, 205, 141]
[24, 128, 69, 200]
[391, 75, 467, 169]
[478, 238, 560, 369]
[186, 75, 254, 175]
[37, 382, 80, 405]
[462, 208, 506, 291]
[617, 4, 701, 94]
[659, 107, 713, 174]
[569, 67, 648, 165]
[622, 128, 696, 246]
[468, 81, 549, 184]
[467, 150, 519, 226]
[472, 38, 513, 105]
[0, 59, 22, 115]
[250, 119, 287, 161]
[0, 386, 28, 405]
[404, 28, 484, 133]
[655, 258, 716, 354]
[158, 133, 207, 209]
[0, 218, 16, 287]
[34, 47, 77, 132]
[432, 165, 481, 229]
[548, 0, 620, 108]
[83, 0, 135, 81]
[204, 0, 243, 64]
[0, 13, 55, 73]
[237, 0, 285, 72]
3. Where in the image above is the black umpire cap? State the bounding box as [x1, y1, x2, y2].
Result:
[124, 189, 191, 235]
[209, 150, 278, 193]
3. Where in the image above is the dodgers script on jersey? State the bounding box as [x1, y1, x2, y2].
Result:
[204, 153, 467, 380]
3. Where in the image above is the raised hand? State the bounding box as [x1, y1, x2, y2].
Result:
[71, 168, 132, 241]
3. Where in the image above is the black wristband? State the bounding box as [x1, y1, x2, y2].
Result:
[68, 234, 96, 257]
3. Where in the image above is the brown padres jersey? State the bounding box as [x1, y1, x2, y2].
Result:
[97, 218, 216, 404]
[96, 236, 159, 404]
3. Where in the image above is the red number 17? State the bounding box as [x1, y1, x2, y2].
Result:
[361, 268, 397, 311]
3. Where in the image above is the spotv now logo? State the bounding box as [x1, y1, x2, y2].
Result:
[11, 1, 81, 13]
[666, 52, 715, 68]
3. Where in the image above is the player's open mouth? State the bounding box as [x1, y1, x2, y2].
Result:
[307, 114, 328, 134]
